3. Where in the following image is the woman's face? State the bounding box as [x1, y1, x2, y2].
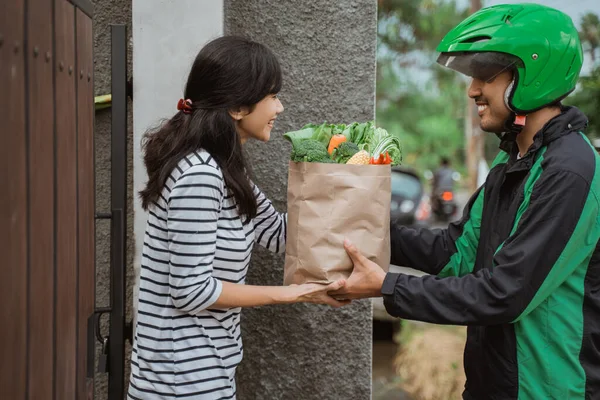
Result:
[233, 94, 284, 143]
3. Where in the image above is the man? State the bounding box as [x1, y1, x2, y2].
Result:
[332, 3, 600, 399]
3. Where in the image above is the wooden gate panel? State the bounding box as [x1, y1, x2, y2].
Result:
[27, 0, 55, 398]
[1, 1, 96, 399]
[55, 1, 78, 398]
[0, 0, 28, 397]
[76, 8, 95, 400]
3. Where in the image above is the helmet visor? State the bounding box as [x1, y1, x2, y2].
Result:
[436, 52, 522, 82]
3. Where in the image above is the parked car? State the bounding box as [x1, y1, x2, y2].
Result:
[390, 166, 431, 228]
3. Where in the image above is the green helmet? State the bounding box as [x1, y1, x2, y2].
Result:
[436, 3, 583, 114]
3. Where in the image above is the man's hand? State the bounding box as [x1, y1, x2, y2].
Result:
[329, 239, 387, 300]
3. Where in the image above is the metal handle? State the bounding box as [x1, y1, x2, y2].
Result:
[107, 24, 128, 400]
[87, 314, 95, 379]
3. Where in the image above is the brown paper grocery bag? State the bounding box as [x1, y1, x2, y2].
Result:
[284, 160, 391, 285]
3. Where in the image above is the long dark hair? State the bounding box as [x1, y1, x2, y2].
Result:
[139, 36, 282, 220]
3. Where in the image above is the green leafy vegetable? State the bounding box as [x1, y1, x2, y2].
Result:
[312, 124, 334, 146]
[331, 142, 360, 164]
[342, 122, 358, 140]
[283, 128, 315, 150]
[367, 127, 402, 166]
[331, 124, 346, 136]
[290, 139, 334, 163]
[350, 121, 374, 146]
[284, 120, 402, 165]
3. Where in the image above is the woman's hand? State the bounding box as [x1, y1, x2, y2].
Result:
[285, 279, 351, 308]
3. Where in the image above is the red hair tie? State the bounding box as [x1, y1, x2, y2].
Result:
[177, 98, 193, 114]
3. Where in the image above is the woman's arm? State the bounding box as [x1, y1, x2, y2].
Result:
[251, 183, 286, 254]
[211, 280, 348, 309]
[167, 164, 346, 313]
[167, 164, 225, 313]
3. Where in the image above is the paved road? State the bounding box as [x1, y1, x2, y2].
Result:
[372, 339, 413, 400]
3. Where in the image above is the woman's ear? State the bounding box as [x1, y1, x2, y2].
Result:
[229, 106, 250, 121]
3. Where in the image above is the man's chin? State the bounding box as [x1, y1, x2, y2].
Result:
[480, 122, 504, 134]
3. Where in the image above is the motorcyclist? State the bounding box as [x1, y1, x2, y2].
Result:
[431, 157, 456, 216]
[333, 4, 600, 399]
[432, 157, 454, 194]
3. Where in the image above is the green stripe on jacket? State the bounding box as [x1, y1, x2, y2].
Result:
[508, 141, 598, 399]
[438, 151, 510, 278]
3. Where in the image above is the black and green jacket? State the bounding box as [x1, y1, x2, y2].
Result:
[383, 107, 600, 400]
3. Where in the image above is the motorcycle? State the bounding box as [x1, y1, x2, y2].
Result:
[431, 190, 457, 222]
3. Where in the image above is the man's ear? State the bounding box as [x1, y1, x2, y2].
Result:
[229, 106, 250, 121]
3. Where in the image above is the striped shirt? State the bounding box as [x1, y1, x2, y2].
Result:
[128, 150, 286, 399]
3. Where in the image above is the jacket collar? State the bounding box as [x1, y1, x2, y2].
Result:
[499, 106, 588, 173]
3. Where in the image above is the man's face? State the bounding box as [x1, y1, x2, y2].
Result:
[467, 70, 513, 133]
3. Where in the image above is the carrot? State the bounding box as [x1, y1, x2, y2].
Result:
[327, 134, 347, 154]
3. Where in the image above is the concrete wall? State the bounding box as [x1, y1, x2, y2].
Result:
[225, 1, 377, 399]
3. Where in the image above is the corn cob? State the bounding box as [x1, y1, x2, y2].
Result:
[346, 150, 370, 165]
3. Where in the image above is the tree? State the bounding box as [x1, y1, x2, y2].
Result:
[566, 12, 600, 138]
[464, 0, 483, 193]
[376, 0, 471, 177]
[580, 12, 600, 62]
[565, 66, 600, 138]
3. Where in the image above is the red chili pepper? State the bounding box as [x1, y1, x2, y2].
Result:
[369, 153, 384, 164]
[382, 151, 392, 165]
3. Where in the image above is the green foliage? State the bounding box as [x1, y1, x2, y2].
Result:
[579, 12, 599, 63]
[378, 0, 469, 56]
[564, 65, 600, 138]
[377, 85, 466, 173]
[567, 12, 600, 138]
[376, 0, 471, 176]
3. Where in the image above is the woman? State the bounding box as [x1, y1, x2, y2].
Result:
[128, 36, 347, 399]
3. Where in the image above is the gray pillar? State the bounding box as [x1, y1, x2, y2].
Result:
[225, 1, 377, 399]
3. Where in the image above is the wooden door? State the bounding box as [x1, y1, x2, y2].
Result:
[0, 0, 95, 398]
